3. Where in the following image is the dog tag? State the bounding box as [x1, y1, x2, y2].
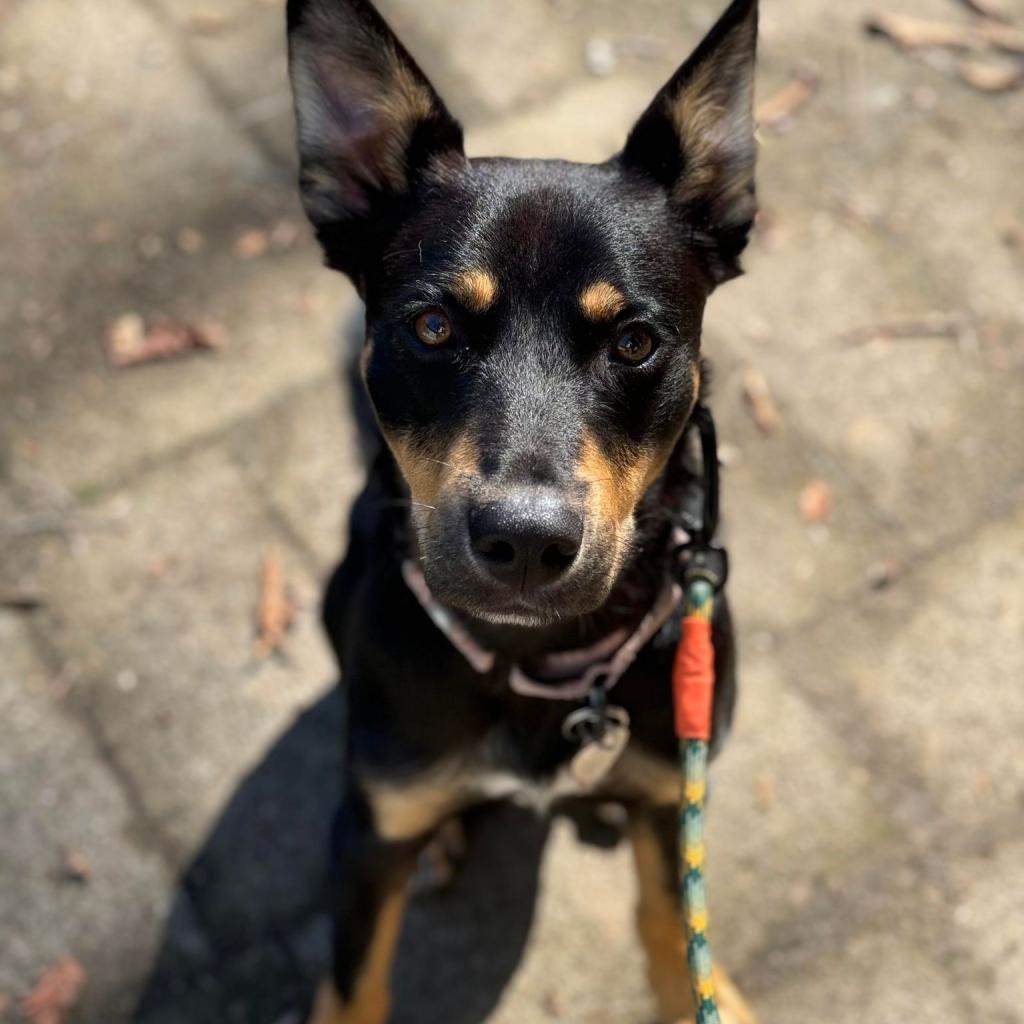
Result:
[566, 705, 631, 790]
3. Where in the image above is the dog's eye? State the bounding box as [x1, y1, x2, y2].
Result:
[611, 327, 654, 366]
[414, 309, 452, 347]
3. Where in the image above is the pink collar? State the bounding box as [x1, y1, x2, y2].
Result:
[401, 560, 682, 702]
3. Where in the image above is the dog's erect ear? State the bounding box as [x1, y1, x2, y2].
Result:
[620, 0, 758, 283]
[287, 0, 466, 268]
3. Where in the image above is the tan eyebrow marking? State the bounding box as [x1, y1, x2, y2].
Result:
[579, 281, 627, 322]
[451, 268, 498, 314]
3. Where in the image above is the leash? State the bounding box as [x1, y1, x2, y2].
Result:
[672, 403, 728, 1024]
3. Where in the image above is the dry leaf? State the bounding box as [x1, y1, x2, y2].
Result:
[186, 11, 230, 34]
[88, 220, 115, 245]
[799, 479, 833, 523]
[755, 774, 776, 811]
[756, 69, 819, 128]
[254, 548, 296, 658]
[865, 11, 982, 49]
[61, 848, 92, 883]
[175, 226, 205, 255]
[741, 367, 783, 435]
[106, 317, 221, 368]
[22, 957, 86, 1024]
[234, 229, 269, 260]
[958, 56, 1024, 91]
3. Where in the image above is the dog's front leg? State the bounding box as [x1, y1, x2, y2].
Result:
[627, 802, 758, 1024]
[311, 773, 458, 1024]
[628, 803, 697, 1024]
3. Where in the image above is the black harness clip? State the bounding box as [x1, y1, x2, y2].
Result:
[673, 403, 729, 593]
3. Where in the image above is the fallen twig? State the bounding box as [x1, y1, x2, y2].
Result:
[865, 11, 984, 49]
[741, 367, 784, 436]
[106, 314, 222, 368]
[838, 312, 977, 350]
[22, 957, 86, 1024]
[254, 547, 296, 658]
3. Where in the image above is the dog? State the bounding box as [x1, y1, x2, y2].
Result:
[286, 0, 759, 1020]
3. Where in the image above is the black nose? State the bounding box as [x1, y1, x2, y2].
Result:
[467, 490, 584, 591]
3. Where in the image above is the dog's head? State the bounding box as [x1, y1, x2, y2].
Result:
[288, 0, 757, 626]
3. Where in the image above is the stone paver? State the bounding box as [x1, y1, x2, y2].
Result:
[0, 613, 212, 1020]
[1, 0, 1022, 1021]
[952, 839, 1024, 1024]
[31, 444, 335, 868]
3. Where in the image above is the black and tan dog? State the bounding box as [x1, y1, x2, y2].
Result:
[286, 0, 759, 1020]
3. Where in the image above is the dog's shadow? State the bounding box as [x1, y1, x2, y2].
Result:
[133, 686, 551, 1024]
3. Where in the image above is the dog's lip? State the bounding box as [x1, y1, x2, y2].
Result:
[441, 576, 604, 626]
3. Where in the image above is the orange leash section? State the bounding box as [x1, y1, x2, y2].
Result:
[673, 612, 716, 742]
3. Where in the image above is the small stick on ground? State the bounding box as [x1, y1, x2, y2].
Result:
[741, 367, 784, 436]
[864, 11, 984, 50]
[254, 547, 296, 658]
[837, 312, 977, 351]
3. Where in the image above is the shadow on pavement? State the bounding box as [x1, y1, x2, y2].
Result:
[133, 687, 550, 1024]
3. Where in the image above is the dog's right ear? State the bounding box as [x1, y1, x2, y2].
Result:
[287, 0, 466, 277]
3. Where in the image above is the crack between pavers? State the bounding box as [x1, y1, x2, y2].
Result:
[17, 602, 339, 971]
[730, 839, 1006, 1023]
[135, 0, 294, 177]
[19, 612, 188, 871]
[731, 486, 1024, 842]
[70, 371, 334, 506]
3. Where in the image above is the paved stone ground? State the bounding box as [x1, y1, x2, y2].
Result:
[1, 0, 1022, 1021]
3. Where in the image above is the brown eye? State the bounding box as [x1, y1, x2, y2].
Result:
[414, 309, 452, 347]
[612, 327, 654, 365]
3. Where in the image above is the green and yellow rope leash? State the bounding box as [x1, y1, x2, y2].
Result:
[674, 574, 720, 1023]
[671, 403, 728, 1024]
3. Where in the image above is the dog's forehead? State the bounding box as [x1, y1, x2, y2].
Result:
[386, 158, 681, 313]
[461, 159, 657, 293]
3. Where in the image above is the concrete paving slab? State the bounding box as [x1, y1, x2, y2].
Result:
[0, 611, 212, 1022]
[226, 375, 363, 573]
[753, 933, 965, 1024]
[704, 651, 892, 974]
[783, 505, 1024, 827]
[31, 444, 335, 868]
[951, 839, 1024, 1024]
[702, 27, 1024, 550]
[0, 0, 354, 494]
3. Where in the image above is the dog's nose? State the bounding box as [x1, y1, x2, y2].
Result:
[467, 491, 584, 591]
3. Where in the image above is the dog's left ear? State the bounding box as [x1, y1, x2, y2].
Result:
[620, 0, 758, 284]
[287, 0, 466, 275]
